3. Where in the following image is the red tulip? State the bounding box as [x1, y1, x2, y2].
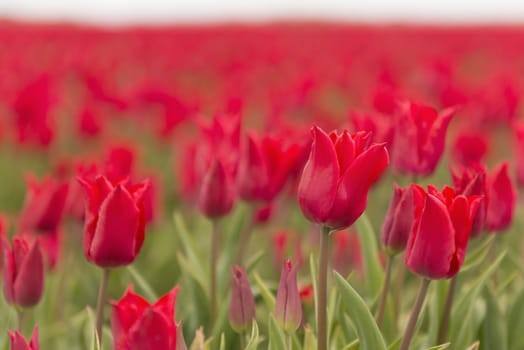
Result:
[8, 326, 39, 350]
[451, 165, 488, 238]
[451, 130, 489, 166]
[405, 185, 481, 279]
[66, 160, 99, 221]
[237, 131, 303, 202]
[198, 158, 235, 218]
[3, 236, 44, 307]
[333, 230, 363, 277]
[391, 101, 455, 176]
[274, 259, 302, 334]
[229, 266, 256, 333]
[103, 145, 136, 183]
[18, 174, 69, 234]
[381, 184, 422, 254]
[297, 126, 389, 230]
[78, 175, 150, 268]
[514, 122, 524, 186]
[111, 285, 181, 350]
[486, 162, 517, 232]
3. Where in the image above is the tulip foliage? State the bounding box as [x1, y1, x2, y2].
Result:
[1, 21, 524, 350]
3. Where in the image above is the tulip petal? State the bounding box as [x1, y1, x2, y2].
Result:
[127, 309, 173, 350]
[111, 286, 150, 349]
[334, 131, 355, 175]
[447, 195, 472, 277]
[237, 132, 268, 201]
[152, 286, 180, 329]
[13, 240, 44, 307]
[297, 126, 339, 224]
[8, 330, 32, 350]
[89, 185, 139, 267]
[29, 326, 39, 350]
[3, 239, 15, 304]
[486, 162, 517, 231]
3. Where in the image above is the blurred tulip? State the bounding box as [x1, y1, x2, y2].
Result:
[514, 122, 524, 186]
[78, 175, 150, 268]
[3, 236, 44, 308]
[8, 326, 39, 350]
[297, 126, 389, 230]
[198, 158, 235, 218]
[274, 259, 302, 334]
[229, 266, 256, 333]
[405, 185, 481, 279]
[486, 162, 517, 232]
[451, 165, 488, 237]
[332, 230, 363, 276]
[103, 145, 136, 183]
[451, 130, 489, 166]
[111, 285, 180, 350]
[391, 101, 455, 176]
[19, 174, 69, 234]
[381, 184, 422, 254]
[66, 160, 99, 221]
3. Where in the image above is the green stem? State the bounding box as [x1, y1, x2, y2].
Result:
[437, 276, 457, 344]
[240, 332, 247, 349]
[317, 226, 331, 350]
[399, 278, 430, 350]
[235, 206, 255, 264]
[393, 257, 405, 329]
[16, 308, 24, 331]
[376, 254, 394, 327]
[95, 268, 110, 345]
[286, 334, 291, 350]
[210, 219, 220, 326]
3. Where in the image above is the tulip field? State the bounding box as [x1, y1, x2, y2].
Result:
[2, 21, 524, 350]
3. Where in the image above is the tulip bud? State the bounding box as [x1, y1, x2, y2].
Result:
[515, 122, 524, 186]
[8, 326, 39, 350]
[198, 158, 235, 218]
[381, 184, 422, 254]
[78, 175, 150, 268]
[229, 266, 256, 333]
[111, 285, 180, 350]
[18, 174, 69, 234]
[3, 237, 44, 308]
[274, 259, 302, 334]
[298, 126, 389, 230]
[486, 162, 517, 232]
[405, 185, 481, 279]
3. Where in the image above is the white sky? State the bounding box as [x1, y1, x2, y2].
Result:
[1, 0, 524, 25]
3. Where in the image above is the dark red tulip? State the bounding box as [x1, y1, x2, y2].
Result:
[381, 184, 422, 254]
[8, 326, 39, 350]
[486, 162, 517, 232]
[3, 236, 44, 308]
[391, 101, 455, 176]
[298, 126, 389, 230]
[515, 123, 524, 187]
[274, 259, 302, 334]
[451, 165, 488, 238]
[111, 285, 180, 350]
[229, 266, 256, 333]
[198, 158, 235, 218]
[78, 175, 150, 268]
[405, 185, 481, 279]
[18, 174, 69, 234]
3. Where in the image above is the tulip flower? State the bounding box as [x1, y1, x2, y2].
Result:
[3, 236, 44, 308]
[229, 266, 256, 333]
[198, 158, 235, 218]
[381, 184, 422, 254]
[237, 131, 303, 203]
[298, 125, 389, 230]
[451, 130, 489, 166]
[514, 123, 524, 186]
[103, 145, 136, 183]
[391, 101, 455, 177]
[78, 175, 150, 268]
[111, 285, 181, 350]
[8, 326, 39, 350]
[274, 259, 302, 334]
[18, 174, 69, 234]
[405, 185, 481, 279]
[486, 162, 517, 232]
[451, 165, 488, 238]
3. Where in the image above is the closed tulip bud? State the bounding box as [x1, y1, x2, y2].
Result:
[274, 259, 302, 334]
[451, 165, 488, 238]
[19, 174, 69, 234]
[298, 126, 389, 230]
[111, 285, 180, 350]
[486, 162, 517, 232]
[78, 175, 150, 268]
[229, 266, 256, 333]
[405, 185, 481, 279]
[391, 102, 455, 177]
[3, 237, 44, 308]
[381, 184, 422, 254]
[198, 158, 235, 218]
[8, 326, 39, 350]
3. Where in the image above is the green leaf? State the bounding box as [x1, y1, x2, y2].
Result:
[245, 321, 264, 350]
[481, 286, 507, 350]
[508, 287, 524, 350]
[465, 341, 480, 350]
[334, 272, 387, 350]
[309, 254, 318, 330]
[176, 252, 208, 296]
[302, 325, 317, 350]
[218, 333, 226, 350]
[253, 272, 276, 310]
[425, 344, 450, 350]
[127, 265, 158, 300]
[354, 214, 384, 300]
[342, 339, 360, 350]
[461, 235, 495, 273]
[84, 307, 101, 350]
[268, 314, 287, 350]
